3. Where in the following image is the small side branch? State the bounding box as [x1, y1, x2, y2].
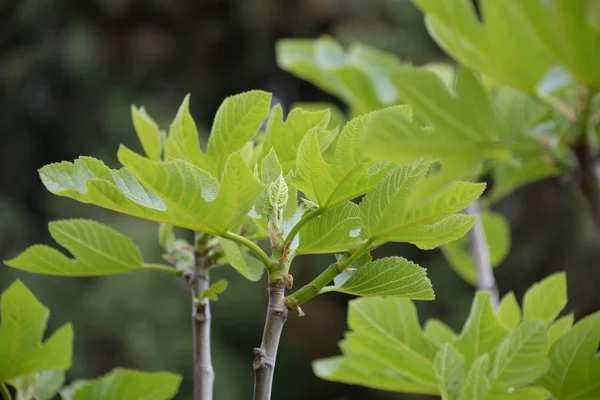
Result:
[467, 201, 499, 309]
[572, 87, 600, 230]
[254, 281, 288, 400]
[189, 235, 214, 400]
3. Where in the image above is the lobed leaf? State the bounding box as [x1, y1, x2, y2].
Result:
[0, 281, 73, 381]
[497, 292, 521, 330]
[459, 355, 491, 400]
[523, 272, 567, 325]
[424, 320, 458, 347]
[131, 105, 163, 161]
[434, 344, 464, 400]
[5, 219, 152, 276]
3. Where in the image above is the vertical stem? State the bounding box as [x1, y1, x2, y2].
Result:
[572, 87, 600, 229]
[253, 281, 288, 400]
[0, 383, 11, 400]
[190, 235, 214, 400]
[467, 200, 499, 309]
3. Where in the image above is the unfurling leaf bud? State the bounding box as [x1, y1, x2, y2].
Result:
[268, 174, 288, 211]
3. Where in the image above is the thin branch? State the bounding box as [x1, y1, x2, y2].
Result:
[189, 233, 214, 400]
[222, 231, 275, 268]
[467, 201, 499, 310]
[285, 239, 374, 310]
[0, 383, 11, 400]
[572, 87, 600, 230]
[143, 263, 183, 276]
[253, 281, 288, 400]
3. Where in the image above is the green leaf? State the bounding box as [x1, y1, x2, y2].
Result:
[163, 94, 204, 169]
[296, 202, 362, 255]
[490, 320, 549, 386]
[324, 256, 434, 300]
[60, 368, 182, 400]
[538, 312, 600, 400]
[5, 219, 150, 276]
[117, 146, 264, 235]
[261, 105, 331, 174]
[424, 320, 458, 347]
[434, 344, 464, 400]
[200, 280, 228, 301]
[10, 370, 65, 400]
[459, 355, 491, 400]
[413, 0, 558, 93]
[218, 238, 264, 282]
[455, 292, 510, 368]
[523, 272, 567, 325]
[131, 105, 163, 161]
[547, 314, 574, 346]
[293, 110, 392, 209]
[0, 281, 73, 381]
[290, 102, 346, 130]
[360, 160, 484, 249]
[442, 211, 511, 285]
[497, 292, 521, 330]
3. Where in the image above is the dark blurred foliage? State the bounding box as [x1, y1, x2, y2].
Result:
[0, 1, 599, 399]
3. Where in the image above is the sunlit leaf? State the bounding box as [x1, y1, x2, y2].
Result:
[459, 355, 490, 400]
[424, 320, 458, 347]
[523, 272, 567, 325]
[434, 344, 464, 400]
[10, 370, 65, 400]
[497, 292, 521, 330]
[131, 105, 163, 161]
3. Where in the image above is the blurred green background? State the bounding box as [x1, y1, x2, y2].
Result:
[1, 0, 599, 399]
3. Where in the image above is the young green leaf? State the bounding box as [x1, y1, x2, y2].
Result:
[218, 238, 264, 282]
[360, 160, 484, 249]
[538, 312, 600, 400]
[296, 202, 362, 255]
[200, 280, 228, 301]
[523, 272, 567, 325]
[434, 344, 464, 400]
[496, 292, 521, 330]
[442, 211, 511, 285]
[547, 314, 574, 346]
[131, 105, 163, 161]
[163, 94, 205, 168]
[454, 292, 510, 368]
[490, 320, 549, 386]
[0, 281, 73, 381]
[10, 370, 65, 400]
[459, 355, 491, 400]
[413, 0, 558, 93]
[293, 110, 392, 209]
[322, 257, 434, 300]
[424, 320, 458, 347]
[60, 368, 182, 400]
[118, 147, 264, 235]
[289, 102, 345, 130]
[5, 219, 151, 276]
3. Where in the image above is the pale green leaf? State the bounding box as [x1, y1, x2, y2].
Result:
[548, 314, 574, 346]
[0, 281, 73, 381]
[491, 320, 549, 386]
[163, 94, 204, 168]
[118, 146, 264, 235]
[487, 386, 551, 400]
[5, 219, 150, 276]
[424, 320, 458, 347]
[523, 272, 567, 325]
[455, 292, 510, 368]
[10, 370, 65, 400]
[200, 280, 228, 301]
[261, 105, 331, 174]
[442, 212, 511, 285]
[459, 355, 491, 400]
[413, 0, 558, 93]
[497, 292, 521, 330]
[290, 102, 346, 130]
[360, 160, 484, 248]
[296, 202, 362, 255]
[293, 110, 392, 209]
[131, 105, 163, 161]
[218, 238, 264, 281]
[325, 256, 434, 300]
[434, 344, 464, 400]
[538, 312, 600, 400]
[61, 368, 181, 400]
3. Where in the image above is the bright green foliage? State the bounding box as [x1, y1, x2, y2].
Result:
[60, 369, 182, 400]
[323, 256, 434, 299]
[412, 0, 558, 93]
[5, 219, 158, 276]
[217, 239, 264, 281]
[360, 160, 484, 249]
[276, 36, 402, 116]
[296, 202, 361, 255]
[314, 272, 591, 399]
[289, 102, 346, 130]
[10, 370, 65, 400]
[0, 281, 73, 382]
[200, 280, 229, 301]
[442, 211, 511, 285]
[538, 312, 600, 400]
[131, 105, 163, 161]
[292, 110, 392, 209]
[523, 272, 567, 325]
